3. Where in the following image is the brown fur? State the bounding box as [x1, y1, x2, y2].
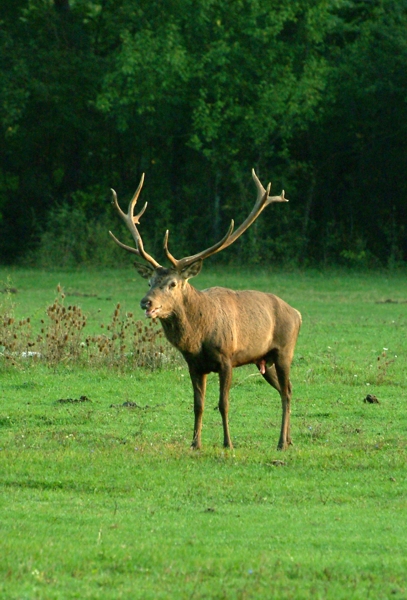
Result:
[137, 262, 301, 450]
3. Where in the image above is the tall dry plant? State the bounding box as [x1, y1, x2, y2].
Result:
[0, 284, 177, 370]
[37, 285, 87, 366]
[0, 287, 34, 366]
[85, 303, 178, 369]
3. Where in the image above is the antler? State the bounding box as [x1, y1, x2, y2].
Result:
[109, 173, 161, 269]
[164, 169, 288, 270]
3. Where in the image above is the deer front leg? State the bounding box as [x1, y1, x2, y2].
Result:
[219, 361, 233, 449]
[190, 370, 207, 449]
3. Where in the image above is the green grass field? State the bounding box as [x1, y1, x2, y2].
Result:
[1, 267, 407, 599]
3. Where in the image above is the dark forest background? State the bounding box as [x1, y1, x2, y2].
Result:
[1, 0, 406, 268]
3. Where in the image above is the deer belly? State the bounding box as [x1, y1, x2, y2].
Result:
[182, 349, 223, 374]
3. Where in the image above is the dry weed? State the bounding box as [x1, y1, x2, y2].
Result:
[0, 285, 177, 371]
[85, 303, 178, 370]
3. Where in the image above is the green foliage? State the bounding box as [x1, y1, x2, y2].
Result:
[298, 0, 407, 266]
[28, 201, 125, 268]
[0, 0, 406, 266]
[1, 267, 407, 597]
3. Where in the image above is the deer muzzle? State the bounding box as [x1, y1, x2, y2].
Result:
[140, 296, 161, 319]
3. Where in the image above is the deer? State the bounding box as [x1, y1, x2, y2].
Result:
[109, 169, 302, 450]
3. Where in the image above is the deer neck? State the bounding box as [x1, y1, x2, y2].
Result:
[159, 284, 210, 353]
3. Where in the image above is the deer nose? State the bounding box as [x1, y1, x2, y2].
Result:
[140, 297, 151, 310]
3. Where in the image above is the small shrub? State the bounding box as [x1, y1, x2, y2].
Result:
[27, 201, 128, 268]
[0, 309, 34, 367]
[85, 303, 179, 370]
[0, 279, 34, 366]
[0, 284, 178, 371]
[36, 285, 87, 366]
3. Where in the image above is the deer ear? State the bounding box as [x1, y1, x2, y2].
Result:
[134, 262, 154, 279]
[180, 259, 203, 280]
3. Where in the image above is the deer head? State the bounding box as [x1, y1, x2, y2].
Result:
[109, 170, 287, 319]
[134, 263, 203, 319]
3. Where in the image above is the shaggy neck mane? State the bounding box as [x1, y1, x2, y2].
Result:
[160, 283, 212, 353]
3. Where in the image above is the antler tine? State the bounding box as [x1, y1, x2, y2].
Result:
[163, 169, 287, 270]
[111, 188, 127, 221]
[128, 172, 147, 224]
[109, 174, 161, 269]
[251, 168, 287, 206]
[164, 220, 235, 271]
[108, 229, 141, 257]
[216, 169, 287, 249]
[163, 230, 178, 268]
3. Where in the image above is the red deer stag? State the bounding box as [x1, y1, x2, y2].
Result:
[109, 170, 301, 450]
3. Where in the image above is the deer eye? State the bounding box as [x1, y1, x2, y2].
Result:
[169, 281, 177, 288]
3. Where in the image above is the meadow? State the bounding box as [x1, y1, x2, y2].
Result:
[1, 266, 407, 599]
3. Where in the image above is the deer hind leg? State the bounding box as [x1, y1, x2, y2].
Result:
[218, 361, 233, 449]
[274, 356, 293, 451]
[190, 371, 207, 450]
[260, 357, 293, 450]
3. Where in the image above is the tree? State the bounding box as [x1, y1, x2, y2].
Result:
[0, 0, 406, 266]
[0, 0, 107, 261]
[291, 0, 407, 265]
[96, 0, 338, 262]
